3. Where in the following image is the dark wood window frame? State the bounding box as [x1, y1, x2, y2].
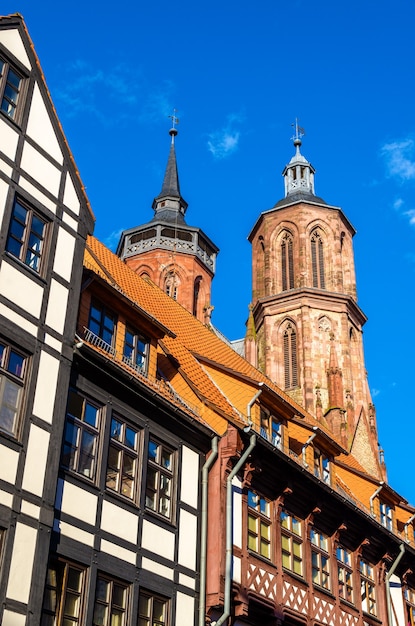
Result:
[0, 53, 26, 123]
[281, 510, 303, 577]
[41, 557, 86, 626]
[337, 544, 354, 604]
[360, 559, 377, 616]
[138, 589, 169, 626]
[145, 437, 175, 520]
[6, 197, 49, 275]
[247, 489, 271, 558]
[106, 414, 140, 501]
[123, 327, 149, 374]
[92, 573, 129, 626]
[310, 528, 331, 591]
[0, 340, 26, 438]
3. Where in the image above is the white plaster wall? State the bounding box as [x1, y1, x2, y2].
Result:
[62, 211, 78, 233]
[2, 609, 26, 626]
[142, 520, 175, 560]
[63, 172, 80, 215]
[21, 142, 61, 197]
[21, 424, 49, 496]
[101, 501, 138, 544]
[0, 304, 37, 336]
[0, 489, 13, 508]
[233, 555, 241, 583]
[20, 501, 40, 519]
[0, 118, 19, 161]
[141, 557, 174, 580]
[6, 522, 37, 603]
[26, 84, 63, 164]
[0, 30, 30, 68]
[0, 178, 10, 226]
[175, 592, 195, 626]
[18, 177, 57, 213]
[0, 157, 13, 179]
[45, 279, 68, 335]
[60, 481, 97, 526]
[32, 351, 59, 425]
[233, 475, 243, 549]
[178, 509, 197, 570]
[390, 574, 406, 626]
[53, 227, 75, 282]
[44, 333, 62, 353]
[180, 446, 199, 508]
[0, 261, 43, 318]
[179, 573, 195, 589]
[55, 519, 94, 547]
[100, 539, 136, 565]
[0, 444, 19, 484]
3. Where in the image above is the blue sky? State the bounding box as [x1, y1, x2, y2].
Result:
[4, 1, 415, 503]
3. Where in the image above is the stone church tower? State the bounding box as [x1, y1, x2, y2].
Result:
[247, 126, 384, 479]
[117, 120, 218, 324]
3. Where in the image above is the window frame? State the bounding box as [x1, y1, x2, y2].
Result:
[280, 510, 303, 577]
[313, 447, 330, 485]
[310, 227, 325, 289]
[0, 53, 26, 123]
[280, 230, 294, 291]
[105, 414, 140, 501]
[138, 590, 169, 626]
[260, 408, 283, 449]
[247, 489, 271, 559]
[61, 390, 102, 481]
[379, 500, 393, 531]
[283, 321, 298, 389]
[92, 573, 129, 626]
[41, 557, 86, 626]
[310, 528, 331, 591]
[145, 437, 175, 520]
[0, 340, 27, 438]
[87, 301, 117, 353]
[337, 545, 354, 604]
[360, 559, 377, 616]
[123, 327, 149, 375]
[405, 586, 415, 626]
[6, 197, 49, 275]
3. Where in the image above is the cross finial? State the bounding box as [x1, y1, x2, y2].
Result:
[168, 109, 179, 143]
[291, 118, 305, 147]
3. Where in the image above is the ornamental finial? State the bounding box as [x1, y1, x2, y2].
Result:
[168, 109, 179, 143]
[291, 118, 305, 150]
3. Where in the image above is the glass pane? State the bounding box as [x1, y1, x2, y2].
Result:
[4, 84, 18, 103]
[121, 476, 134, 499]
[125, 426, 136, 449]
[281, 535, 290, 551]
[79, 431, 96, 477]
[67, 392, 84, 419]
[282, 552, 290, 568]
[247, 490, 257, 508]
[9, 219, 25, 239]
[293, 541, 301, 557]
[111, 418, 122, 440]
[28, 232, 42, 252]
[8, 350, 24, 377]
[139, 595, 150, 616]
[292, 517, 301, 535]
[260, 539, 270, 558]
[293, 559, 302, 575]
[84, 402, 98, 426]
[113, 584, 126, 608]
[248, 533, 257, 551]
[248, 514, 256, 532]
[6, 236, 21, 258]
[260, 521, 269, 540]
[93, 603, 107, 626]
[161, 449, 171, 469]
[110, 609, 124, 626]
[108, 445, 120, 469]
[123, 454, 135, 474]
[8, 69, 21, 89]
[148, 440, 158, 461]
[96, 578, 109, 601]
[13, 202, 27, 221]
[153, 599, 165, 621]
[159, 496, 170, 517]
[67, 567, 82, 592]
[63, 592, 79, 617]
[31, 214, 45, 236]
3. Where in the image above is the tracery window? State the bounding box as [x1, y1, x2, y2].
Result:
[311, 228, 325, 289]
[280, 230, 294, 291]
[283, 322, 298, 389]
[165, 272, 178, 300]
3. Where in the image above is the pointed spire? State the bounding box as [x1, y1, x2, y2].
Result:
[152, 111, 188, 222]
[282, 119, 316, 198]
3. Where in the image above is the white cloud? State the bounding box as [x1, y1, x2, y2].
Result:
[103, 228, 125, 251]
[207, 114, 244, 159]
[404, 209, 415, 225]
[371, 388, 381, 398]
[381, 138, 415, 181]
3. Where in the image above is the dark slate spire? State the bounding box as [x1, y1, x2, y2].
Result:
[152, 115, 188, 223]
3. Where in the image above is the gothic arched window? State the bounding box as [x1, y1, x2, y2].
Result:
[193, 276, 202, 316]
[283, 322, 298, 389]
[165, 272, 179, 300]
[311, 228, 325, 289]
[281, 231, 294, 291]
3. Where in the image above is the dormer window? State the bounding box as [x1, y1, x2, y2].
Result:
[379, 500, 393, 531]
[123, 328, 148, 375]
[314, 447, 330, 484]
[260, 408, 283, 448]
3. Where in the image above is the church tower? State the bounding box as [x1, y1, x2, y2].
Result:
[247, 124, 384, 479]
[117, 118, 218, 324]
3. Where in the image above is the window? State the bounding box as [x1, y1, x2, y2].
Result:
[193, 276, 202, 316]
[405, 586, 415, 626]
[87, 302, 116, 352]
[62, 391, 101, 480]
[360, 559, 376, 615]
[123, 328, 148, 374]
[310, 529, 330, 590]
[314, 448, 330, 484]
[6, 198, 48, 273]
[283, 322, 298, 389]
[106, 416, 139, 500]
[0, 57, 24, 121]
[281, 230, 294, 291]
[165, 272, 178, 300]
[281, 510, 303, 576]
[138, 591, 168, 626]
[380, 501, 393, 531]
[337, 545, 354, 603]
[248, 489, 271, 558]
[93, 575, 129, 626]
[146, 439, 174, 519]
[41, 558, 86, 626]
[260, 409, 282, 448]
[0, 341, 26, 437]
[311, 228, 325, 289]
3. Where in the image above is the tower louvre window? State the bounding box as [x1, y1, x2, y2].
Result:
[311, 228, 325, 289]
[281, 231, 294, 291]
[283, 322, 298, 389]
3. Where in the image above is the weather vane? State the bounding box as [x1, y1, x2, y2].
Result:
[169, 109, 179, 130]
[291, 118, 305, 143]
